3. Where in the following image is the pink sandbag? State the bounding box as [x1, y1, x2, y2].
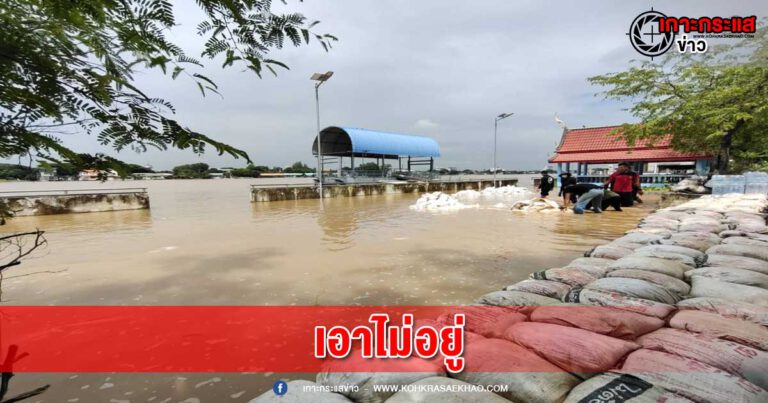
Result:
[530, 305, 664, 339]
[530, 268, 596, 287]
[620, 349, 767, 403]
[676, 297, 768, 326]
[503, 322, 640, 374]
[436, 306, 525, 339]
[637, 328, 768, 391]
[563, 288, 676, 319]
[504, 279, 572, 300]
[668, 310, 768, 351]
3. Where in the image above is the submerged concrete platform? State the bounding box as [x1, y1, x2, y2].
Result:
[0, 188, 150, 216]
[251, 179, 519, 202]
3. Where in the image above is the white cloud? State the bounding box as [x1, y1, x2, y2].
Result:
[414, 119, 439, 129]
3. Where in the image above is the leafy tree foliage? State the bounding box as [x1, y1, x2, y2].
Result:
[589, 28, 768, 173]
[0, 0, 336, 172]
[172, 162, 211, 179]
[0, 163, 39, 180]
[230, 164, 265, 177]
[283, 161, 313, 173]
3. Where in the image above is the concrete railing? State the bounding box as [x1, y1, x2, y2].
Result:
[0, 188, 150, 216]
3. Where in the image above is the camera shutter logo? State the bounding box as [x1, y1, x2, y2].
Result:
[628, 10, 675, 58]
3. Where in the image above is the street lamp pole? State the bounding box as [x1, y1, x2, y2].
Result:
[494, 112, 513, 187]
[311, 71, 334, 199]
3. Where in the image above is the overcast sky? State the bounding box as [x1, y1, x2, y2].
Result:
[55, 0, 766, 170]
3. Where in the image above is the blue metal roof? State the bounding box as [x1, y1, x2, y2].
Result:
[314, 126, 440, 158]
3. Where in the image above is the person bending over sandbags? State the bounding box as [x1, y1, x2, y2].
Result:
[563, 183, 604, 214]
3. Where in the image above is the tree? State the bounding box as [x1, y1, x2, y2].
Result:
[172, 163, 211, 179]
[230, 164, 262, 177]
[589, 27, 768, 173]
[0, 0, 337, 173]
[283, 161, 314, 173]
[0, 163, 39, 181]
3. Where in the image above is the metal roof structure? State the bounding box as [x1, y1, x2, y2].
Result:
[312, 126, 440, 159]
[548, 125, 711, 163]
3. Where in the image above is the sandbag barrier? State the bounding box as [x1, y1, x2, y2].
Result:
[253, 194, 768, 403]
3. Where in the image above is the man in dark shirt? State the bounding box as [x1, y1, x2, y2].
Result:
[537, 170, 556, 198]
[558, 172, 577, 197]
[562, 183, 604, 214]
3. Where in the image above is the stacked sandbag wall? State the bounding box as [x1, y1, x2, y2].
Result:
[253, 193, 768, 403]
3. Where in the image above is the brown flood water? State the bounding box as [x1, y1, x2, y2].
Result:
[0, 178, 656, 401]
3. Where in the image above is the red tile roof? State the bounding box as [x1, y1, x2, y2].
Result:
[548, 125, 711, 163]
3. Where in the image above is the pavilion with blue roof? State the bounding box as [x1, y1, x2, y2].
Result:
[312, 126, 440, 173]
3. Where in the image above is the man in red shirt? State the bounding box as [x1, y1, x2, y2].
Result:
[605, 162, 642, 207]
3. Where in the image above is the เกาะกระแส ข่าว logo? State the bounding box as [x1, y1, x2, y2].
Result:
[627, 10, 676, 58]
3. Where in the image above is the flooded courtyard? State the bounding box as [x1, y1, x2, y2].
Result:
[0, 178, 657, 401]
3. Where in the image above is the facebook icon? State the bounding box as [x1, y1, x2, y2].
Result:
[273, 380, 288, 396]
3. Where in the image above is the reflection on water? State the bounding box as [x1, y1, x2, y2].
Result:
[0, 178, 657, 401]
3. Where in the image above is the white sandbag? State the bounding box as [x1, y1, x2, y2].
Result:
[670, 231, 722, 244]
[317, 356, 444, 403]
[563, 372, 694, 403]
[722, 236, 768, 247]
[563, 288, 676, 319]
[504, 279, 572, 300]
[607, 257, 689, 279]
[476, 290, 561, 307]
[530, 305, 664, 339]
[736, 222, 768, 233]
[452, 338, 579, 403]
[626, 227, 673, 237]
[627, 250, 697, 267]
[607, 269, 691, 295]
[585, 278, 681, 305]
[668, 310, 768, 351]
[588, 244, 636, 260]
[633, 245, 706, 263]
[620, 349, 768, 403]
[640, 218, 679, 231]
[560, 265, 607, 279]
[250, 380, 352, 402]
[677, 297, 768, 326]
[686, 267, 768, 289]
[704, 254, 768, 275]
[383, 377, 512, 403]
[637, 328, 768, 391]
[689, 276, 768, 307]
[503, 322, 640, 374]
[707, 244, 768, 262]
[613, 233, 667, 244]
[678, 222, 726, 233]
[531, 268, 597, 287]
[658, 238, 716, 252]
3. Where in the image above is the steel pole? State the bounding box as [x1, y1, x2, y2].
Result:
[315, 83, 323, 199]
[493, 118, 498, 187]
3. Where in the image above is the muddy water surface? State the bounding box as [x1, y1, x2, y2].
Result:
[0, 178, 656, 401]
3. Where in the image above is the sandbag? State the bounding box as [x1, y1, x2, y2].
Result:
[502, 322, 639, 374]
[504, 279, 572, 300]
[668, 310, 768, 351]
[613, 233, 667, 245]
[563, 372, 694, 403]
[627, 250, 697, 267]
[436, 306, 525, 339]
[585, 278, 681, 305]
[476, 290, 561, 307]
[566, 257, 616, 269]
[530, 305, 664, 339]
[736, 222, 768, 234]
[251, 380, 352, 402]
[722, 237, 768, 248]
[678, 222, 726, 233]
[637, 328, 768, 391]
[658, 238, 716, 252]
[669, 231, 722, 244]
[452, 338, 579, 403]
[383, 377, 512, 403]
[317, 356, 444, 403]
[707, 244, 768, 262]
[620, 349, 768, 403]
[704, 254, 768, 275]
[531, 268, 597, 287]
[689, 276, 768, 306]
[639, 218, 679, 231]
[563, 288, 676, 319]
[686, 267, 768, 289]
[677, 297, 768, 326]
[607, 269, 691, 295]
[588, 244, 637, 260]
[607, 256, 689, 279]
[626, 227, 673, 237]
[633, 245, 706, 264]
